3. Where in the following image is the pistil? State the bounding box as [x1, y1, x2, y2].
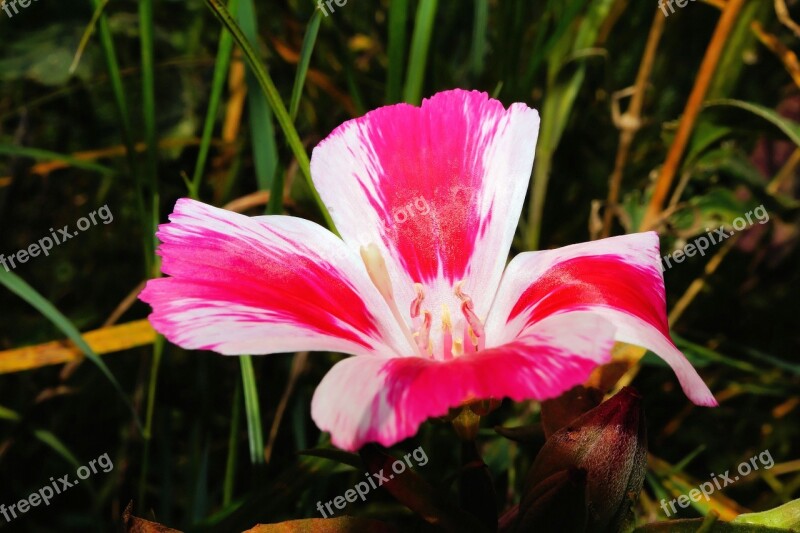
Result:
[441, 304, 453, 360]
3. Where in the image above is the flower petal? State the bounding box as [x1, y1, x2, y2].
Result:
[311, 313, 615, 451]
[484, 232, 717, 407]
[139, 198, 412, 357]
[310, 89, 540, 321]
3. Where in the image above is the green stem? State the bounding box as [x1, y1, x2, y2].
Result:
[137, 335, 164, 508]
[203, 0, 336, 232]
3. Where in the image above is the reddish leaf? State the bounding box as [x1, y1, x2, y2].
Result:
[244, 517, 400, 532]
[122, 502, 182, 533]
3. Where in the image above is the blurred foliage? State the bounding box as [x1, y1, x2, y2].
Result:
[1, 0, 799, 531]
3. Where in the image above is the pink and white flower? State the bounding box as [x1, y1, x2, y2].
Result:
[139, 89, 716, 451]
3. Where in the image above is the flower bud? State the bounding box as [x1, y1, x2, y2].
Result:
[516, 387, 647, 532]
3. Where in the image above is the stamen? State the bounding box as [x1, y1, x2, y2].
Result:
[455, 280, 485, 353]
[414, 310, 432, 355]
[467, 326, 479, 351]
[460, 300, 485, 339]
[454, 281, 471, 304]
[463, 326, 476, 354]
[360, 244, 421, 356]
[410, 283, 425, 318]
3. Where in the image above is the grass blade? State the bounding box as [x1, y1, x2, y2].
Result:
[525, 0, 615, 250]
[223, 381, 241, 505]
[89, 0, 134, 151]
[0, 144, 116, 176]
[0, 270, 141, 432]
[190, 0, 239, 199]
[203, 0, 336, 231]
[521, 0, 588, 90]
[239, 356, 264, 464]
[289, 10, 322, 121]
[386, 0, 408, 103]
[470, 0, 489, 77]
[70, 0, 110, 75]
[705, 98, 800, 147]
[138, 334, 164, 509]
[138, 0, 158, 272]
[88, 0, 152, 271]
[239, 0, 278, 198]
[138, 0, 157, 187]
[402, 0, 438, 105]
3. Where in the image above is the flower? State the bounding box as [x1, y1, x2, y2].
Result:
[139, 89, 716, 451]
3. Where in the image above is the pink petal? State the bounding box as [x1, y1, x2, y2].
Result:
[310, 89, 540, 324]
[485, 232, 717, 407]
[139, 199, 412, 357]
[311, 313, 615, 451]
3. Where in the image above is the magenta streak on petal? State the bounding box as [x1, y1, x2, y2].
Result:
[508, 255, 668, 336]
[149, 216, 381, 350]
[311, 327, 613, 450]
[351, 92, 507, 283]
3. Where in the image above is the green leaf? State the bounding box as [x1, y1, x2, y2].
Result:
[691, 148, 767, 189]
[32, 429, 82, 469]
[0, 404, 21, 422]
[138, 0, 157, 192]
[402, 0, 438, 105]
[521, 0, 589, 89]
[0, 144, 117, 176]
[734, 498, 800, 530]
[0, 270, 140, 431]
[386, 0, 409, 103]
[190, 0, 239, 198]
[470, 0, 489, 77]
[240, 356, 264, 465]
[672, 334, 759, 374]
[289, 10, 322, 122]
[633, 519, 789, 532]
[88, 0, 152, 273]
[525, 0, 615, 250]
[705, 99, 800, 148]
[239, 0, 278, 197]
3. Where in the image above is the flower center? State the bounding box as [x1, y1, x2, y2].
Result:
[360, 243, 486, 359]
[408, 281, 485, 359]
